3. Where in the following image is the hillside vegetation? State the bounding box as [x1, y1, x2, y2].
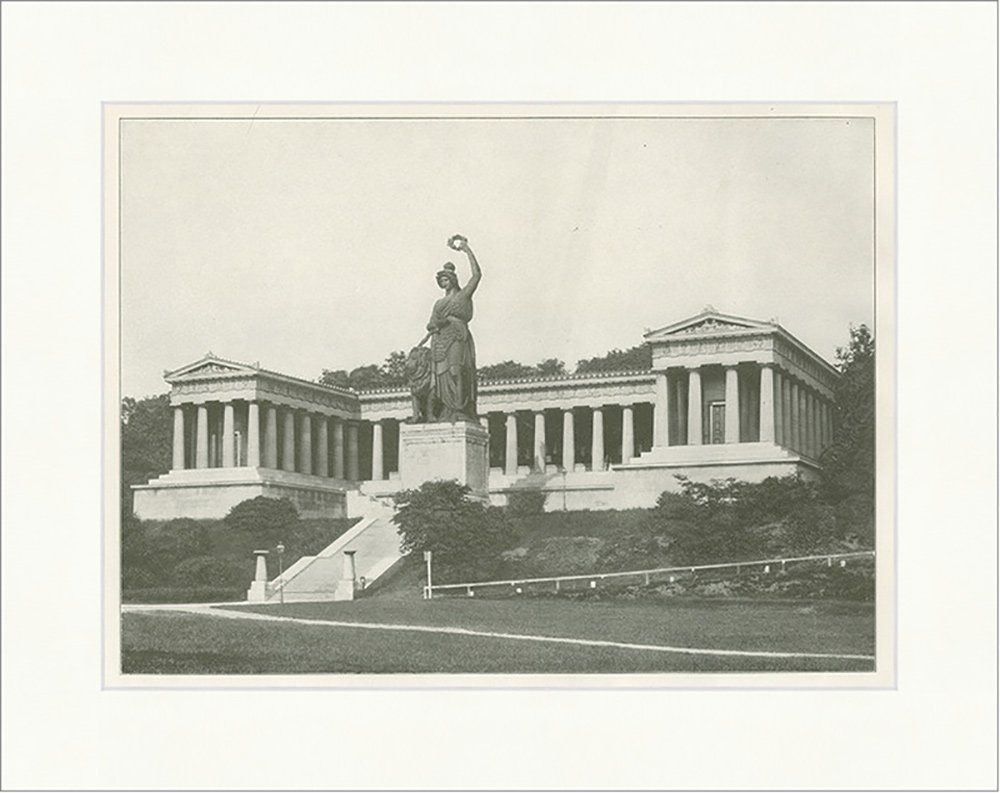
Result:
[122, 497, 359, 602]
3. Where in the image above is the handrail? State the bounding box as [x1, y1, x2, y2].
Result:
[427, 550, 875, 594]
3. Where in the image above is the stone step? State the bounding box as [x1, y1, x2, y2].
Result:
[626, 441, 809, 468]
[265, 498, 403, 602]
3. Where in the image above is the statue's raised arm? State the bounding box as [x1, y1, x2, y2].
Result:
[447, 234, 482, 296]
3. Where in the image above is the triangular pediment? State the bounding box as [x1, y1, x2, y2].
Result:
[164, 354, 259, 382]
[643, 308, 776, 342]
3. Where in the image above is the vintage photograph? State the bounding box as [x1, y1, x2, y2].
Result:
[107, 104, 892, 683]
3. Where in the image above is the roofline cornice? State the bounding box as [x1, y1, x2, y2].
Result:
[356, 368, 656, 400]
[165, 355, 359, 400]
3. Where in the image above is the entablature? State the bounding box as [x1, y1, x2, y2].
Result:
[166, 355, 360, 416]
[356, 371, 658, 421]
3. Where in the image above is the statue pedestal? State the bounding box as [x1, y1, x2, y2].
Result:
[399, 421, 490, 497]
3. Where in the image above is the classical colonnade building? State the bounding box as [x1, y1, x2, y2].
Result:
[133, 309, 839, 519]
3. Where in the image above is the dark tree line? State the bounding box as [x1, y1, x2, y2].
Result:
[318, 343, 653, 391]
[319, 350, 409, 390]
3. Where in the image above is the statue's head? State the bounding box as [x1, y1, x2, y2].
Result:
[436, 262, 458, 291]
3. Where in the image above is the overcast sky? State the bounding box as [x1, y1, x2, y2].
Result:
[120, 113, 874, 398]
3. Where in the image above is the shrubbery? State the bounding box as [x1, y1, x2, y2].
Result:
[224, 496, 301, 547]
[492, 559, 874, 603]
[640, 474, 864, 566]
[506, 488, 546, 517]
[393, 480, 517, 583]
[594, 532, 673, 573]
[121, 497, 358, 601]
[172, 556, 251, 588]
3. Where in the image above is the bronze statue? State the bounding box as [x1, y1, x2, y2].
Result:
[404, 345, 433, 422]
[408, 234, 482, 423]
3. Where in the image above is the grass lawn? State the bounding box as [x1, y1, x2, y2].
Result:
[121, 596, 874, 675]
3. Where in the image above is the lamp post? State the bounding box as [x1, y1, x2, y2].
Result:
[276, 542, 285, 605]
[424, 550, 433, 600]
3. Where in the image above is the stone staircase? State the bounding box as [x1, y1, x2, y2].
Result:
[263, 493, 403, 603]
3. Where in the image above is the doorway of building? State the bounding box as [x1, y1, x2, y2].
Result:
[709, 401, 725, 445]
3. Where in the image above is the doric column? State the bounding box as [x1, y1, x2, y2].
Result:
[819, 402, 826, 452]
[281, 408, 295, 472]
[346, 422, 359, 480]
[812, 395, 822, 457]
[815, 401, 823, 453]
[195, 404, 209, 468]
[246, 402, 261, 467]
[674, 376, 686, 444]
[591, 407, 605, 471]
[724, 366, 740, 443]
[759, 364, 775, 443]
[806, 390, 815, 457]
[805, 389, 816, 457]
[818, 398, 827, 455]
[332, 418, 345, 479]
[504, 413, 518, 476]
[172, 406, 185, 470]
[796, 384, 807, 453]
[315, 415, 329, 477]
[562, 409, 575, 471]
[788, 381, 800, 452]
[687, 367, 703, 445]
[773, 370, 784, 446]
[397, 420, 404, 472]
[533, 411, 546, 472]
[822, 401, 832, 452]
[222, 402, 235, 467]
[801, 391, 810, 456]
[264, 405, 278, 468]
[371, 421, 384, 481]
[621, 405, 635, 463]
[782, 375, 793, 448]
[653, 372, 670, 448]
[299, 413, 313, 474]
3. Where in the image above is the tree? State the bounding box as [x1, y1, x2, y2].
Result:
[643, 474, 844, 564]
[535, 358, 567, 377]
[649, 478, 757, 564]
[478, 360, 537, 381]
[575, 344, 652, 374]
[121, 393, 172, 515]
[319, 369, 350, 388]
[122, 393, 172, 476]
[382, 350, 408, 385]
[318, 350, 408, 390]
[822, 324, 875, 503]
[392, 480, 516, 582]
[223, 496, 301, 547]
[346, 364, 388, 390]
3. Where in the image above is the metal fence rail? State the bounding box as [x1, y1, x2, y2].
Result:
[424, 550, 875, 598]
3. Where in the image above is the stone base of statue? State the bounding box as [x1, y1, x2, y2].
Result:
[399, 420, 490, 498]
